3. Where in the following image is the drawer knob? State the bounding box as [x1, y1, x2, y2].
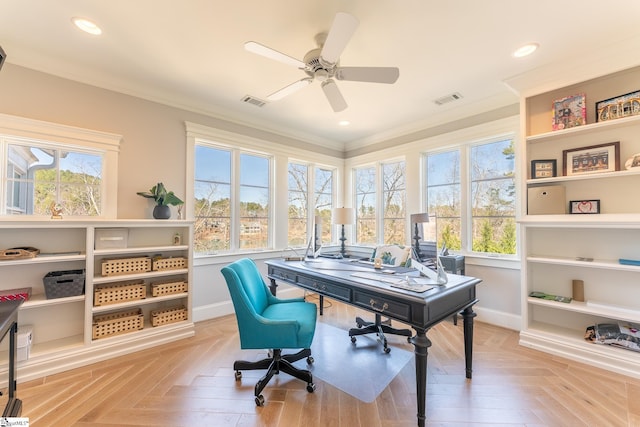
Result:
[369, 299, 388, 312]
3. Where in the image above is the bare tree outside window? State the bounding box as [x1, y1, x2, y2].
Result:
[382, 161, 406, 244]
[354, 166, 376, 244]
[194, 145, 231, 253]
[287, 163, 334, 247]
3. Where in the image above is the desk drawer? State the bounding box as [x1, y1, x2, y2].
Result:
[268, 266, 297, 283]
[353, 290, 411, 322]
[297, 275, 351, 302]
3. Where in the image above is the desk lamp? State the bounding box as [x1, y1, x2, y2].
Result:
[332, 207, 354, 257]
[410, 213, 430, 261]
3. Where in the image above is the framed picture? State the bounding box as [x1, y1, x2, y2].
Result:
[570, 200, 600, 214]
[531, 159, 557, 179]
[552, 93, 586, 131]
[596, 90, 640, 123]
[562, 141, 620, 176]
[624, 152, 640, 170]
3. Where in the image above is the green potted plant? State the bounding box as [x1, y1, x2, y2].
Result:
[137, 182, 184, 219]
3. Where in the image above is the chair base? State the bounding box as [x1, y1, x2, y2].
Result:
[234, 348, 315, 406]
[349, 314, 412, 353]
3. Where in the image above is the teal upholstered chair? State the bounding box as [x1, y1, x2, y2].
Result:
[221, 258, 317, 406]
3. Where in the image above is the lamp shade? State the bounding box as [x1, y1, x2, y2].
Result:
[332, 207, 354, 225]
[410, 213, 430, 223]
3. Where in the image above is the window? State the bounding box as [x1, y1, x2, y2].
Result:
[382, 161, 406, 244]
[0, 114, 119, 218]
[470, 139, 516, 254]
[287, 162, 334, 247]
[426, 150, 461, 249]
[354, 160, 406, 245]
[424, 137, 515, 255]
[193, 143, 272, 254]
[354, 166, 376, 244]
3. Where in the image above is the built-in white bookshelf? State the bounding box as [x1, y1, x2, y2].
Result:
[519, 65, 640, 378]
[0, 219, 194, 385]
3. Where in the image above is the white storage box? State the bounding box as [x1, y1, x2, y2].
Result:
[18, 325, 33, 362]
[95, 228, 129, 250]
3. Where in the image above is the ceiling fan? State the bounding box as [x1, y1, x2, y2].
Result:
[244, 12, 399, 112]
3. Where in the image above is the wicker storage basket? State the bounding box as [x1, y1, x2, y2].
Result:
[152, 257, 186, 271]
[151, 280, 187, 297]
[43, 269, 85, 299]
[92, 308, 144, 339]
[101, 257, 151, 276]
[151, 305, 187, 327]
[94, 280, 146, 306]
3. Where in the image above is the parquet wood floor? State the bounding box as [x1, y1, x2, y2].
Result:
[18, 297, 640, 426]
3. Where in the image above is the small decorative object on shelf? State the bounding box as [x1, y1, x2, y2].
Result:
[562, 141, 620, 176]
[136, 182, 184, 220]
[173, 233, 181, 245]
[529, 291, 572, 303]
[552, 93, 586, 130]
[50, 202, 63, 219]
[530, 159, 557, 179]
[572, 280, 585, 302]
[596, 90, 640, 122]
[570, 199, 600, 214]
[624, 152, 640, 169]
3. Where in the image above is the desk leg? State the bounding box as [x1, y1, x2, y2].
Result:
[268, 278, 278, 296]
[461, 306, 477, 379]
[411, 328, 431, 427]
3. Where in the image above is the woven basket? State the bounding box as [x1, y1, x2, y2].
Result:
[151, 305, 187, 327]
[152, 257, 186, 271]
[92, 308, 144, 339]
[151, 280, 187, 297]
[101, 257, 151, 276]
[94, 280, 146, 306]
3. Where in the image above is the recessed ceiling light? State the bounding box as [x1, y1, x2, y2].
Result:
[72, 17, 102, 35]
[513, 43, 538, 58]
[338, 120, 350, 126]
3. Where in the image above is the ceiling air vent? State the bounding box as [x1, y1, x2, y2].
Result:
[241, 95, 267, 107]
[433, 92, 463, 106]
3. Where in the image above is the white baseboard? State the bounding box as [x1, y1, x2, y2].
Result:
[474, 306, 520, 331]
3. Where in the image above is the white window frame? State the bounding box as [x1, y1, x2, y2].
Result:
[0, 113, 121, 218]
[423, 132, 517, 258]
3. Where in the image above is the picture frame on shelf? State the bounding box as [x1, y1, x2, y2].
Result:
[530, 159, 557, 179]
[595, 90, 640, 123]
[562, 141, 620, 176]
[552, 93, 586, 131]
[569, 199, 600, 214]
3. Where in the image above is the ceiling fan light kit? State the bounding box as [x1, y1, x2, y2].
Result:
[245, 12, 400, 112]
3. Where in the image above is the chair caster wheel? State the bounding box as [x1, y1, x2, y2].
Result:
[306, 383, 316, 393]
[351, 336, 357, 343]
[255, 395, 265, 406]
[235, 371, 242, 381]
[307, 356, 314, 365]
[384, 347, 391, 354]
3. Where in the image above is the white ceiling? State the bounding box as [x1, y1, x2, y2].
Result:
[1, 1, 640, 152]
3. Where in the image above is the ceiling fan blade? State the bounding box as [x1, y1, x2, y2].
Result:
[320, 12, 359, 65]
[321, 79, 348, 112]
[244, 41, 305, 68]
[267, 78, 313, 101]
[335, 67, 400, 84]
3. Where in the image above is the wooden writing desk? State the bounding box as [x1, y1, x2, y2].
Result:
[266, 258, 480, 427]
